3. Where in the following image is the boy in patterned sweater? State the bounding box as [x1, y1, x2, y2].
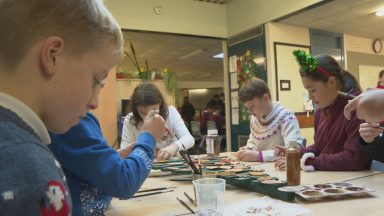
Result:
[236, 79, 302, 162]
[0, 0, 124, 214]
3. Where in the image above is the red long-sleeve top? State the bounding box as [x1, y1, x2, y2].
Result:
[302, 95, 371, 171]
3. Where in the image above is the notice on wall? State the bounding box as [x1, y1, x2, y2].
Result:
[229, 55, 238, 73]
[231, 108, 239, 125]
[230, 72, 239, 89]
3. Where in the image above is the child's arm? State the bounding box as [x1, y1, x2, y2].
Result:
[121, 114, 136, 148]
[170, 106, 195, 151]
[304, 115, 370, 171]
[345, 88, 384, 123]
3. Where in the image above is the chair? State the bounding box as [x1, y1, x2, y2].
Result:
[190, 121, 201, 136]
[206, 121, 217, 130]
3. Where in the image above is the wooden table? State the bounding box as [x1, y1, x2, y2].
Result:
[105, 162, 383, 216]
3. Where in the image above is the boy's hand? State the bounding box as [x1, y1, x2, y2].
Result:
[359, 123, 383, 143]
[142, 110, 165, 142]
[273, 156, 286, 170]
[235, 150, 257, 162]
[274, 146, 286, 157]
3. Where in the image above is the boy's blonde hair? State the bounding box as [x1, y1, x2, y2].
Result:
[0, 0, 123, 69]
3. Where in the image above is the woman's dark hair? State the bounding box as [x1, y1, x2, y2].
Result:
[299, 55, 361, 93]
[129, 82, 168, 128]
[239, 79, 271, 103]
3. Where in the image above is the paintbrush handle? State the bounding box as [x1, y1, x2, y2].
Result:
[132, 189, 174, 198]
[177, 197, 195, 214]
[138, 187, 175, 193]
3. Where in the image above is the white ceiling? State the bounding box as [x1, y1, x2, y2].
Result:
[279, 0, 384, 39]
[119, 30, 224, 82]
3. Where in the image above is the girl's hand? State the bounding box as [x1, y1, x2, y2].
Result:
[157, 144, 179, 161]
[359, 123, 383, 143]
[117, 142, 135, 158]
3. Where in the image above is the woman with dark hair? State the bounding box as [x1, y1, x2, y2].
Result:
[274, 51, 370, 171]
[121, 82, 194, 160]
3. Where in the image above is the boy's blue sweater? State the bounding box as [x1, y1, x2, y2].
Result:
[49, 112, 156, 216]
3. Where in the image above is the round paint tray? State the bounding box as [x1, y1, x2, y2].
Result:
[278, 185, 308, 192]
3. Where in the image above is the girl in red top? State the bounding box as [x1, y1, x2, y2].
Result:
[377, 70, 384, 89]
[274, 51, 371, 171]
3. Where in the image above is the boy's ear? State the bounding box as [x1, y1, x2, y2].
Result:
[40, 36, 65, 77]
[262, 93, 270, 102]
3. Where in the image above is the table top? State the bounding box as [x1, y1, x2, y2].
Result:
[105, 162, 384, 216]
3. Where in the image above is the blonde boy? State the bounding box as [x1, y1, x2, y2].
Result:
[0, 0, 125, 214]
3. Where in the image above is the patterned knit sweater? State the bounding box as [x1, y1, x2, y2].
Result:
[0, 107, 71, 215]
[246, 102, 302, 161]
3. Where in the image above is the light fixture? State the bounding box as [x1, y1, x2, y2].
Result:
[189, 89, 208, 93]
[212, 53, 224, 59]
[178, 49, 206, 60]
[375, 10, 384, 17]
[196, 73, 211, 78]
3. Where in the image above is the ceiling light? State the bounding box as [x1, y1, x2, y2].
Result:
[189, 89, 208, 93]
[212, 53, 224, 59]
[178, 49, 207, 60]
[375, 10, 384, 17]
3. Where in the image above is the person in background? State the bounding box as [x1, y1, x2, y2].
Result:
[206, 94, 220, 108]
[50, 109, 165, 215]
[181, 96, 196, 132]
[121, 82, 194, 160]
[0, 0, 123, 214]
[235, 79, 302, 162]
[377, 70, 384, 89]
[219, 92, 226, 116]
[274, 51, 371, 171]
[345, 88, 384, 163]
[208, 105, 226, 136]
[200, 102, 215, 135]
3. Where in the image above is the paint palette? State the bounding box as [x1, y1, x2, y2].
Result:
[217, 170, 295, 202]
[296, 182, 374, 201]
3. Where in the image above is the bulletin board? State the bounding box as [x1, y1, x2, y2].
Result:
[274, 43, 310, 113]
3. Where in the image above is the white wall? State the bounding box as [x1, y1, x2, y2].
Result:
[105, 0, 227, 38]
[265, 22, 310, 101]
[226, 0, 322, 37]
[265, 22, 314, 145]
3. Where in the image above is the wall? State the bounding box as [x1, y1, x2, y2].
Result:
[116, 79, 176, 115]
[92, 68, 118, 147]
[226, 0, 322, 37]
[105, 0, 227, 38]
[345, 35, 384, 85]
[265, 22, 314, 145]
[265, 22, 310, 101]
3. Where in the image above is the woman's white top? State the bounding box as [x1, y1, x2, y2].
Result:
[121, 106, 195, 151]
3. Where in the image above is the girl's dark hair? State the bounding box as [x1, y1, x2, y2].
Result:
[239, 79, 271, 103]
[377, 70, 384, 86]
[129, 82, 168, 128]
[299, 55, 361, 93]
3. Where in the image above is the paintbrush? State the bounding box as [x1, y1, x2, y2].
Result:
[179, 150, 200, 174]
[338, 90, 356, 98]
[183, 192, 196, 207]
[177, 197, 196, 214]
[137, 187, 176, 193]
[131, 189, 174, 198]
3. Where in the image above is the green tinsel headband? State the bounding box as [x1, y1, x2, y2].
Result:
[293, 50, 332, 77]
[293, 50, 318, 72]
